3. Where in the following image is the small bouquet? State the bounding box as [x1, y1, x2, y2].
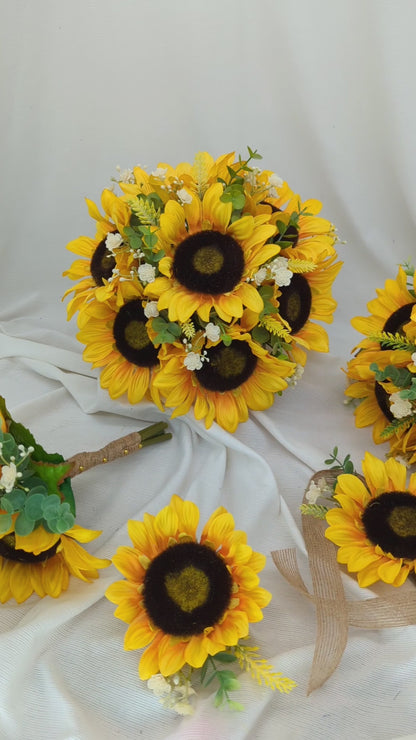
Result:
[273, 448, 416, 692]
[106, 494, 296, 714]
[0, 398, 170, 603]
[64, 148, 341, 432]
[345, 262, 416, 463]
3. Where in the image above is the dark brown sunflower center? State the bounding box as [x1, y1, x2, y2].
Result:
[90, 236, 116, 286]
[278, 273, 312, 333]
[113, 300, 158, 367]
[143, 541, 232, 636]
[362, 491, 416, 559]
[374, 381, 395, 422]
[0, 533, 59, 563]
[196, 341, 257, 392]
[382, 303, 415, 337]
[172, 230, 244, 294]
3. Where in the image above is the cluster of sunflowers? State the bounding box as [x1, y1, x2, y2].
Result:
[64, 148, 341, 432]
[345, 263, 416, 463]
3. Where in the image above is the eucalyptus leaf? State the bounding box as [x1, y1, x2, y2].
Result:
[0, 513, 12, 533]
[15, 511, 35, 536]
[25, 493, 47, 521]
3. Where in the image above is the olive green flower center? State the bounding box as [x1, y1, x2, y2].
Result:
[362, 491, 416, 559]
[113, 300, 158, 367]
[173, 230, 244, 295]
[165, 565, 210, 613]
[143, 541, 232, 636]
[196, 341, 257, 392]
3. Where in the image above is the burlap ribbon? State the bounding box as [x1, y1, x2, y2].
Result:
[272, 470, 416, 694]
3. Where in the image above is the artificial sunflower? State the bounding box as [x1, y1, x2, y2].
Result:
[344, 348, 412, 442]
[0, 523, 109, 603]
[153, 330, 295, 432]
[146, 182, 279, 324]
[325, 451, 416, 587]
[63, 189, 133, 319]
[350, 265, 416, 352]
[106, 494, 271, 680]
[76, 297, 163, 408]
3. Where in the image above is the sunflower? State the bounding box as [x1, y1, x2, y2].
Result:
[350, 266, 416, 351]
[76, 297, 163, 408]
[0, 522, 109, 603]
[106, 495, 271, 680]
[145, 182, 279, 324]
[344, 348, 412, 442]
[63, 189, 133, 319]
[325, 452, 416, 587]
[269, 194, 338, 263]
[152, 330, 295, 432]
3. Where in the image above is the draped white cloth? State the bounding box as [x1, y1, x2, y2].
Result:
[2, 1, 416, 737]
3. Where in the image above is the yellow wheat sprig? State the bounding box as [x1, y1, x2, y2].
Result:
[287, 259, 317, 274]
[192, 152, 212, 198]
[180, 320, 196, 340]
[259, 316, 292, 343]
[129, 198, 160, 226]
[234, 645, 296, 693]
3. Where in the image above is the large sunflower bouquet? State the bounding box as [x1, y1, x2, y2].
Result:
[64, 148, 341, 432]
[106, 494, 296, 714]
[345, 262, 416, 463]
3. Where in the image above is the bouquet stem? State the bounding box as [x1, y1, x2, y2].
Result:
[66, 422, 171, 477]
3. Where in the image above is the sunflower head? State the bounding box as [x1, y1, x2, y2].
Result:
[106, 494, 271, 679]
[325, 452, 416, 587]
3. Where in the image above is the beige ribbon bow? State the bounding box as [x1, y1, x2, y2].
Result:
[271, 470, 416, 694]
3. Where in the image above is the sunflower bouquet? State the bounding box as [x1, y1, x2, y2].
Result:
[64, 148, 341, 432]
[302, 447, 416, 588]
[345, 262, 416, 463]
[106, 494, 296, 714]
[0, 398, 171, 603]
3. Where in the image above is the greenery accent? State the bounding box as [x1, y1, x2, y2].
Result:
[234, 644, 297, 693]
[129, 195, 161, 226]
[259, 316, 292, 342]
[368, 331, 416, 353]
[151, 316, 182, 345]
[299, 503, 329, 519]
[379, 418, 413, 439]
[370, 363, 412, 389]
[200, 653, 243, 711]
[324, 446, 355, 475]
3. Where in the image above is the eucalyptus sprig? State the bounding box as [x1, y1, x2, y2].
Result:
[324, 446, 355, 475]
[200, 653, 243, 711]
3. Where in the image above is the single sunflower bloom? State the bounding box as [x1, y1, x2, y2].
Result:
[146, 182, 279, 323]
[344, 348, 413, 442]
[350, 266, 416, 352]
[106, 495, 271, 679]
[153, 331, 295, 432]
[0, 522, 110, 603]
[325, 452, 416, 587]
[269, 195, 338, 262]
[76, 298, 162, 408]
[63, 189, 133, 319]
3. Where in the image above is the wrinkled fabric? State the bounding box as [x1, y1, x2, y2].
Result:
[2, 1, 416, 738]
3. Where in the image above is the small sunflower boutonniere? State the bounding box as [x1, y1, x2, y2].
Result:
[106, 494, 296, 714]
[345, 262, 416, 463]
[64, 147, 341, 433]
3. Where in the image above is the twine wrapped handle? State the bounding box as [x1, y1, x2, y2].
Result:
[66, 421, 171, 477]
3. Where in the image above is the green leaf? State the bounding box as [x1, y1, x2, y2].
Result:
[247, 146, 262, 160]
[200, 659, 209, 684]
[31, 460, 72, 498]
[251, 325, 270, 345]
[166, 322, 182, 337]
[221, 677, 240, 692]
[14, 511, 35, 536]
[54, 513, 75, 534]
[41, 494, 62, 517]
[25, 493, 47, 521]
[344, 460, 354, 474]
[8, 421, 63, 464]
[221, 334, 232, 347]
[0, 513, 12, 533]
[212, 652, 237, 663]
[213, 689, 225, 708]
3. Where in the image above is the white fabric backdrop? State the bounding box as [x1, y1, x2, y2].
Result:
[2, 1, 416, 738]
